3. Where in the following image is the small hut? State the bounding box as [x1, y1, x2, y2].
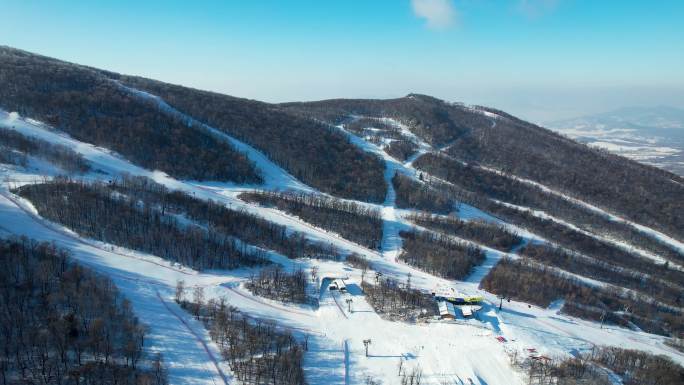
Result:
[438, 301, 457, 320]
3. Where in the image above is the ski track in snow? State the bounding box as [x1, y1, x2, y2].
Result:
[478, 164, 684, 258]
[155, 290, 231, 385]
[114, 82, 311, 193]
[1, 110, 683, 384]
[494, 200, 684, 271]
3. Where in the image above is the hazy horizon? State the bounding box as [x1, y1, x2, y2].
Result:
[4, 0, 683, 122]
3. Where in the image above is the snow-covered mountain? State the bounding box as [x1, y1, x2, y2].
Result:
[1, 46, 683, 385]
[547, 106, 684, 176]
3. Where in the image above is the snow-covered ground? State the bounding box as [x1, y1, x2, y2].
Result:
[2, 106, 683, 385]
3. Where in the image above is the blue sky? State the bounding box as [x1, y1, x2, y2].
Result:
[3, 0, 684, 121]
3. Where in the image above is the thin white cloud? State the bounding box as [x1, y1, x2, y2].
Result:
[411, 0, 457, 30]
[518, 0, 560, 18]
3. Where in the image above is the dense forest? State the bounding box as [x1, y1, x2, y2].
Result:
[106, 176, 337, 259]
[0, 127, 90, 173]
[0, 47, 260, 183]
[414, 153, 684, 265]
[176, 296, 306, 385]
[0, 237, 167, 385]
[246, 266, 312, 304]
[15, 179, 269, 270]
[480, 258, 683, 336]
[484, 201, 684, 283]
[444, 108, 684, 240]
[345, 253, 373, 271]
[589, 346, 684, 385]
[239, 191, 383, 249]
[408, 212, 522, 252]
[361, 275, 437, 321]
[521, 244, 683, 308]
[115, 75, 387, 203]
[392, 173, 454, 214]
[399, 231, 486, 280]
[344, 117, 403, 137]
[386, 140, 419, 162]
[282, 94, 494, 147]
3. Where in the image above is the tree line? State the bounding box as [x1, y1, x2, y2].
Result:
[361, 274, 437, 322]
[0, 47, 261, 183]
[176, 295, 307, 385]
[393, 173, 454, 214]
[239, 191, 383, 250]
[0, 127, 90, 173]
[0, 237, 167, 385]
[246, 266, 311, 305]
[521, 243, 683, 308]
[15, 179, 269, 270]
[399, 230, 486, 280]
[480, 258, 683, 336]
[408, 212, 522, 252]
[344, 117, 402, 137]
[106, 175, 338, 260]
[591, 346, 684, 385]
[386, 140, 418, 162]
[345, 253, 373, 271]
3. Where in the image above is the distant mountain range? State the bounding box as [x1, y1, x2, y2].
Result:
[547, 106, 684, 176]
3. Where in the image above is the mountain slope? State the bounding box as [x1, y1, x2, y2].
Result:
[0, 46, 387, 202]
[1, 46, 683, 385]
[285, 97, 684, 240]
[0, 46, 262, 183]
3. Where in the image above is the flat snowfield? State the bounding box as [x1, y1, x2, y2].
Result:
[2, 105, 682, 385]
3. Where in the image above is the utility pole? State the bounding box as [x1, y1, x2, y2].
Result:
[363, 339, 372, 357]
[600, 310, 607, 329]
[346, 298, 353, 313]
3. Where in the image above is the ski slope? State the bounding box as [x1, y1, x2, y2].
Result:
[114, 82, 311, 192]
[1, 110, 683, 384]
